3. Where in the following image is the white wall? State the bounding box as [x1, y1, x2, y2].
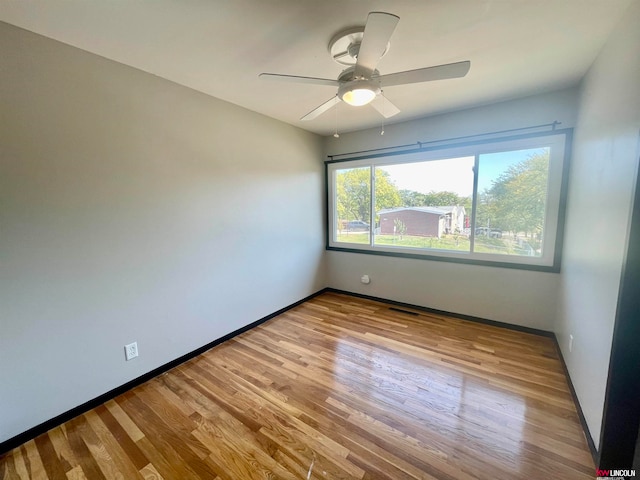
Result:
[325, 89, 578, 330]
[556, 1, 640, 449]
[0, 23, 325, 443]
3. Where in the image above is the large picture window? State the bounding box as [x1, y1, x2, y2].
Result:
[327, 130, 571, 271]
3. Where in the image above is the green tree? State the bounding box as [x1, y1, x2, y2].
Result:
[400, 189, 470, 209]
[336, 168, 401, 224]
[475, 189, 498, 229]
[336, 167, 369, 223]
[375, 169, 402, 212]
[399, 189, 427, 207]
[485, 152, 549, 236]
[422, 191, 465, 207]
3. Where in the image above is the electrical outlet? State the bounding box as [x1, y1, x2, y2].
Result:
[569, 334, 574, 353]
[124, 342, 138, 361]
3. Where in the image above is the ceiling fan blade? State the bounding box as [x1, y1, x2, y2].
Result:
[354, 12, 399, 78]
[259, 73, 339, 87]
[378, 61, 471, 87]
[370, 95, 400, 118]
[301, 96, 340, 121]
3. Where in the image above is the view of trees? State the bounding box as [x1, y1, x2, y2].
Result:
[398, 189, 471, 209]
[475, 151, 549, 238]
[335, 168, 401, 224]
[336, 151, 549, 242]
[336, 167, 469, 224]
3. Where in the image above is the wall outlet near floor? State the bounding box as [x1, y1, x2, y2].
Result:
[361, 274, 371, 284]
[569, 334, 574, 353]
[124, 342, 139, 361]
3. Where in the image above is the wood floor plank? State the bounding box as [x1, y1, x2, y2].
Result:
[92, 405, 148, 471]
[72, 417, 119, 480]
[138, 463, 164, 480]
[60, 418, 107, 480]
[47, 427, 78, 474]
[132, 437, 183, 480]
[102, 401, 144, 443]
[189, 411, 299, 480]
[64, 466, 87, 480]
[182, 361, 365, 478]
[0, 292, 594, 479]
[33, 435, 66, 480]
[116, 393, 215, 480]
[82, 410, 144, 480]
[0, 452, 22, 480]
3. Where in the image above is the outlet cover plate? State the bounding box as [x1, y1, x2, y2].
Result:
[125, 342, 138, 361]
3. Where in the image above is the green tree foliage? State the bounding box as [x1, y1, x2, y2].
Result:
[477, 152, 549, 236]
[336, 168, 471, 228]
[399, 189, 470, 209]
[398, 189, 425, 207]
[475, 190, 497, 230]
[336, 168, 402, 223]
[375, 169, 403, 212]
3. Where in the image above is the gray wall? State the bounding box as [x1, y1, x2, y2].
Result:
[324, 89, 579, 331]
[556, 1, 640, 449]
[0, 23, 325, 443]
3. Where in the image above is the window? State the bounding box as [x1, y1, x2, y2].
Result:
[327, 130, 571, 271]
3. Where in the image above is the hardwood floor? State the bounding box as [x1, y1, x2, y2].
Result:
[0, 292, 594, 479]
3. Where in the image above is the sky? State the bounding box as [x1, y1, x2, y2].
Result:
[379, 157, 475, 196]
[477, 147, 549, 192]
[378, 147, 549, 197]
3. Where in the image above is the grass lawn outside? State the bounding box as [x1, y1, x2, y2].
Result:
[335, 233, 537, 256]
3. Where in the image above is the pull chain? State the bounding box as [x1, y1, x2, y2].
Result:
[334, 96, 340, 138]
[380, 91, 385, 135]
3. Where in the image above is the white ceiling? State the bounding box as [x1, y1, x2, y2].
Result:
[0, 1, 633, 136]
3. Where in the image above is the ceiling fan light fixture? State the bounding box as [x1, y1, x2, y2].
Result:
[338, 80, 380, 107]
[342, 88, 377, 106]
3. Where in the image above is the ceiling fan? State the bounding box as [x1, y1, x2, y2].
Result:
[260, 11, 470, 121]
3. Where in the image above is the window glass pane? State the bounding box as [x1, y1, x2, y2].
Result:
[326, 131, 568, 271]
[335, 166, 371, 244]
[475, 148, 550, 257]
[374, 157, 474, 251]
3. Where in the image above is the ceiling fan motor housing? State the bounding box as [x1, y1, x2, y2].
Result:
[337, 66, 380, 82]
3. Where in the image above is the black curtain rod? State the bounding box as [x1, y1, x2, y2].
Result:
[326, 121, 561, 160]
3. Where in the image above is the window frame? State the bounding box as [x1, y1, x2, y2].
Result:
[325, 129, 572, 272]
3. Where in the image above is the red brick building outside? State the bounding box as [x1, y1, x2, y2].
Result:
[378, 207, 448, 237]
